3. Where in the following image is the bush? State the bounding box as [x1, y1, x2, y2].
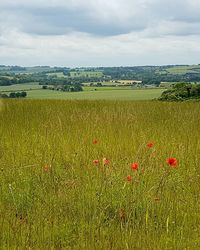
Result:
[159, 83, 200, 101]
[191, 85, 200, 97]
[9, 92, 27, 98]
[21, 91, 27, 98]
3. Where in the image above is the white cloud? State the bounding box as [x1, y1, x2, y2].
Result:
[0, 28, 200, 67]
[0, 0, 200, 66]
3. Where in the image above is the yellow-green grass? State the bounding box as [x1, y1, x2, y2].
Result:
[0, 99, 200, 249]
[26, 88, 165, 100]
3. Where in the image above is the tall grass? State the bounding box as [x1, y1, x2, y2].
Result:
[0, 99, 200, 249]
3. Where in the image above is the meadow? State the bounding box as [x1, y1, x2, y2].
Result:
[0, 83, 41, 92]
[0, 99, 200, 249]
[0, 83, 165, 101]
[26, 88, 165, 100]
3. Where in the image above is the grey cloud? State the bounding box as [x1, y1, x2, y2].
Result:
[151, 0, 200, 23]
[0, 0, 200, 66]
[1, 0, 200, 37]
[0, 6, 148, 36]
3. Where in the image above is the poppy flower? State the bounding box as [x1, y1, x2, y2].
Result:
[127, 175, 133, 182]
[93, 160, 99, 165]
[92, 139, 98, 144]
[166, 158, 177, 167]
[131, 162, 139, 171]
[147, 142, 154, 148]
[103, 158, 110, 166]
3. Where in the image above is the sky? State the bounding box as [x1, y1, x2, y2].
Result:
[0, 0, 200, 67]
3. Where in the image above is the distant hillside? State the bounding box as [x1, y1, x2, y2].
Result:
[1, 64, 200, 84]
[0, 65, 70, 74]
[157, 65, 200, 75]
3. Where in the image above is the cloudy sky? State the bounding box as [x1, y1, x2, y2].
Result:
[0, 0, 200, 67]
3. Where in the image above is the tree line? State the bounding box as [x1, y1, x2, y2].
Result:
[0, 92, 27, 98]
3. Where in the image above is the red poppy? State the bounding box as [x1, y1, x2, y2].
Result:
[147, 142, 154, 148]
[93, 160, 99, 165]
[131, 162, 139, 171]
[166, 158, 177, 167]
[103, 158, 110, 166]
[127, 175, 133, 182]
[92, 139, 98, 144]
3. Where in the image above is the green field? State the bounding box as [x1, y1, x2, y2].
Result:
[47, 71, 103, 78]
[0, 84, 165, 100]
[0, 83, 42, 92]
[0, 100, 200, 249]
[47, 72, 67, 78]
[26, 88, 165, 100]
[70, 71, 103, 78]
[158, 65, 200, 75]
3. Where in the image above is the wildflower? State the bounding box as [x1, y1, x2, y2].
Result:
[131, 162, 139, 171]
[93, 160, 99, 165]
[166, 158, 177, 167]
[92, 139, 98, 144]
[147, 142, 154, 148]
[103, 158, 110, 166]
[127, 175, 133, 182]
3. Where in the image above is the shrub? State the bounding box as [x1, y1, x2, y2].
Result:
[9, 91, 27, 98]
[159, 83, 200, 101]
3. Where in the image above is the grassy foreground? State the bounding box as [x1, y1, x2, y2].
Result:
[0, 100, 200, 249]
